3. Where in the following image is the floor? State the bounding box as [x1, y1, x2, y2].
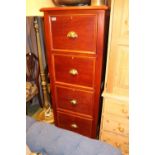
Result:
[26, 96, 55, 124]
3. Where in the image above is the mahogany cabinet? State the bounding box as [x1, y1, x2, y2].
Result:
[41, 6, 110, 138]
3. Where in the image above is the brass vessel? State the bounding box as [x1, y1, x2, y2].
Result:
[52, 0, 91, 6]
[91, 0, 104, 6]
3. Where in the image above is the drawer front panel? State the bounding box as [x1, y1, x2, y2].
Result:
[57, 112, 92, 137]
[102, 114, 129, 136]
[100, 131, 129, 155]
[53, 55, 95, 87]
[104, 98, 128, 118]
[56, 86, 94, 116]
[50, 15, 97, 52]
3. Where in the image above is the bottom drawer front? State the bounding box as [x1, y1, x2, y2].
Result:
[100, 131, 129, 155]
[57, 112, 92, 137]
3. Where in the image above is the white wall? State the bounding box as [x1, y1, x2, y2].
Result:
[26, 0, 55, 16]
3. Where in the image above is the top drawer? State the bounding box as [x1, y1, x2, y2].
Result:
[50, 15, 97, 53]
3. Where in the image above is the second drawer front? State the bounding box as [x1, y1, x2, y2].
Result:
[56, 86, 94, 116]
[53, 55, 95, 87]
[57, 112, 92, 137]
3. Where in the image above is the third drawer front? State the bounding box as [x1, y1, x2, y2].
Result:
[53, 55, 95, 88]
[57, 112, 92, 137]
[56, 86, 94, 116]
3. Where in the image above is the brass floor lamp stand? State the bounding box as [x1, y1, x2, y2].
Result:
[34, 17, 54, 124]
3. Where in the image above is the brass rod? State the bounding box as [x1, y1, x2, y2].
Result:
[34, 17, 50, 109]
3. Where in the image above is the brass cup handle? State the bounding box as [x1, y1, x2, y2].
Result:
[118, 126, 124, 133]
[67, 31, 78, 39]
[115, 142, 121, 148]
[71, 123, 78, 129]
[69, 69, 78, 76]
[70, 99, 77, 105]
[122, 108, 128, 113]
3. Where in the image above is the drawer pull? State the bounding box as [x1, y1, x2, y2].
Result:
[122, 108, 128, 113]
[70, 99, 77, 105]
[69, 69, 78, 75]
[115, 142, 121, 148]
[67, 31, 78, 39]
[71, 123, 78, 129]
[118, 126, 124, 133]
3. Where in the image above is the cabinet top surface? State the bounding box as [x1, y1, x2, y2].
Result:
[40, 5, 109, 12]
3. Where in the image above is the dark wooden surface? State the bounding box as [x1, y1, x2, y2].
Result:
[57, 111, 93, 137]
[40, 5, 109, 11]
[53, 54, 95, 87]
[51, 14, 97, 52]
[42, 6, 109, 138]
[56, 85, 94, 116]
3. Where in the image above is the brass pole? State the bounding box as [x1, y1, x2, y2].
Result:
[33, 17, 54, 123]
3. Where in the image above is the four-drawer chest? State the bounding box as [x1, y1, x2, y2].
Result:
[41, 6, 110, 138]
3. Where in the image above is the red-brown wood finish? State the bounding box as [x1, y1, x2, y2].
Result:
[41, 6, 110, 138]
[53, 54, 95, 87]
[57, 111, 93, 137]
[51, 15, 97, 52]
[56, 85, 94, 116]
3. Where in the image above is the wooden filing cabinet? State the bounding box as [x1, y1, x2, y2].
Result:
[41, 6, 110, 138]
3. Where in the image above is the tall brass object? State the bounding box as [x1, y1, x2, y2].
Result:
[34, 17, 54, 123]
